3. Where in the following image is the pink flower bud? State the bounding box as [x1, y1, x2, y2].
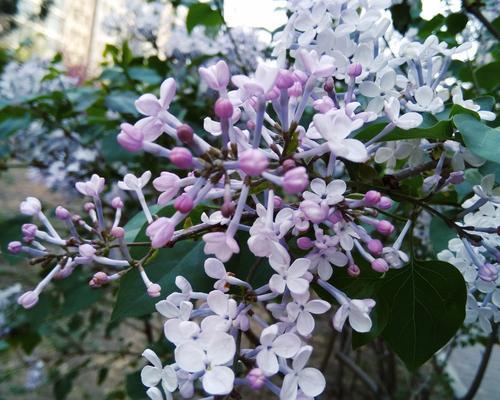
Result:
[347, 264, 361, 277]
[17, 291, 39, 309]
[324, 77, 334, 92]
[169, 147, 193, 169]
[89, 271, 109, 288]
[347, 63, 362, 78]
[111, 197, 124, 209]
[297, 237, 313, 250]
[174, 193, 194, 214]
[8, 241, 22, 254]
[378, 196, 393, 210]
[117, 123, 144, 152]
[84, 202, 95, 212]
[273, 195, 283, 209]
[55, 206, 71, 220]
[276, 70, 295, 89]
[214, 98, 234, 119]
[283, 167, 309, 194]
[221, 201, 236, 218]
[147, 283, 162, 297]
[176, 124, 194, 145]
[363, 190, 381, 206]
[22, 224, 37, 239]
[247, 368, 266, 390]
[376, 220, 395, 236]
[288, 81, 302, 97]
[282, 158, 296, 171]
[240, 149, 269, 176]
[111, 226, 125, 238]
[265, 87, 280, 101]
[146, 217, 174, 248]
[478, 263, 498, 282]
[367, 239, 383, 256]
[328, 210, 343, 224]
[246, 120, 256, 130]
[371, 258, 389, 273]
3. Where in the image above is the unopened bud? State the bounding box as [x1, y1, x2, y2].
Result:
[347, 264, 361, 277]
[221, 201, 236, 218]
[111, 197, 124, 209]
[55, 206, 71, 220]
[247, 368, 266, 390]
[111, 226, 125, 238]
[371, 258, 389, 273]
[376, 220, 395, 236]
[367, 239, 383, 256]
[170, 147, 193, 169]
[363, 190, 381, 207]
[297, 237, 314, 250]
[147, 283, 161, 297]
[174, 194, 194, 214]
[347, 63, 362, 78]
[8, 241, 22, 254]
[378, 196, 393, 210]
[214, 98, 234, 119]
[240, 149, 269, 176]
[176, 124, 194, 145]
[283, 167, 309, 194]
[17, 291, 39, 309]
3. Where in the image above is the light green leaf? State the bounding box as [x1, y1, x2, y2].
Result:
[454, 114, 500, 164]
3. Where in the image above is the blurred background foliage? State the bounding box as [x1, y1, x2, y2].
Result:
[0, 0, 498, 399]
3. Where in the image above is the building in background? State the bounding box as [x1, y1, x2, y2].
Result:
[2, 0, 123, 75]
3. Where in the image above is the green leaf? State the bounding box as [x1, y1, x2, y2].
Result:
[111, 241, 208, 320]
[418, 14, 445, 37]
[128, 67, 162, 85]
[0, 113, 30, 139]
[475, 62, 500, 91]
[429, 217, 456, 255]
[105, 91, 139, 116]
[445, 13, 468, 35]
[380, 260, 466, 370]
[186, 3, 223, 33]
[453, 114, 500, 164]
[65, 87, 100, 112]
[113, 232, 270, 321]
[355, 114, 453, 142]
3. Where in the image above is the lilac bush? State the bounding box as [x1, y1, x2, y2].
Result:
[5, 0, 499, 399]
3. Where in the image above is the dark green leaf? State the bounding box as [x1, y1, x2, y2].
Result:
[445, 13, 468, 35]
[355, 114, 453, 142]
[380, 260, 466, 370]
[186, 3, 223, 33]
[454, 114, 500, 164]
[475, 62, 500, 91]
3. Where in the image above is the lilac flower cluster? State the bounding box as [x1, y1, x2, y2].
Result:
[439, 174, 500, 334]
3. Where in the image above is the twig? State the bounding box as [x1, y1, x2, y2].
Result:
[462, 1, 500, 40]
[335, 352, 386, 398]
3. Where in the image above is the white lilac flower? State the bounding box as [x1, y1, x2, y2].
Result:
[269, 258, 311, 296]
[286, 292, 331, 336]
[174, 333, 236, 395]
[256, 324, 301, 375]
[333, 298, 376, 333]
[280, 346, 326, 399]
